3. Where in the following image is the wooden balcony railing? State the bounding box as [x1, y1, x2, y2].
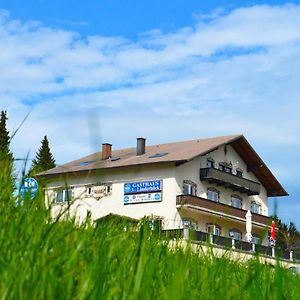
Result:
[176, 195, 270, 226]
[200, 167, 261, 195]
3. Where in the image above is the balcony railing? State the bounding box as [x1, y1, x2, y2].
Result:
[161, 229, 300, 262]
[176, 195, 270, 226]
[200, 167, 261, 196]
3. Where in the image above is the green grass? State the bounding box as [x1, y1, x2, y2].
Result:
[0, 180, 299, 299]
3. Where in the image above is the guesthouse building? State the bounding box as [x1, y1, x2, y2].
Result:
[39, 134, 288, 246]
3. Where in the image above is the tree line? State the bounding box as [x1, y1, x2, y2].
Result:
[0, 110, 56, 183]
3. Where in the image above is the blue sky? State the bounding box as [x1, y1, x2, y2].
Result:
[1, 1, 300, 226]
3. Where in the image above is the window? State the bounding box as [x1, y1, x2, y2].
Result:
[148, 219, 162, 232]
[229, 229, 242, 240]
[207, 188, 219, 202]
[182, 218, 197, 230]
[224, 166, 232, 173]
[56, 189, 72, 203]
[236, 169, 243, 177]
[219, 162, 232, 173]
[219, 163, 225, 171]
[250, 201, 261, 214]
[183, 180, 197, 196]
[207, 158, 215, 168]
[252, 235, 260, 244]
[93, 184, 112, 199]
[231, 195, 242, 209]
[86, 186, 93, 196]
[207, 224, 221, 236]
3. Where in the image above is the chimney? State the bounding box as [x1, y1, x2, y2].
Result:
[102, 143, 112, 160]
[136, 137, 146, 156]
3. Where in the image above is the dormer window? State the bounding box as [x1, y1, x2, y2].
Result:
[207, 158, 215, 168]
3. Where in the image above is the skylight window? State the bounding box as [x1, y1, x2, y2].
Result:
[149, 152, 168, 158]
[110, 157, 120, 161]
[78, 161, 93, 166]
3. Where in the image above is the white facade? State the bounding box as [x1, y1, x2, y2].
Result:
[45, 143, 272, 245]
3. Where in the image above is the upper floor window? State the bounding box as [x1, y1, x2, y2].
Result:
[183, 180, 197, 196]
[207, 158, 215, 168]
[229, 229, 242, 240]
[219, 162, 232, 173]
[207, 223, 221, 236]
[250, 201, 261, 214]
[207, 188, 219, 202]
[56, 189, 72, 204]
[236, 168, 243, 177]
[231, 195, 242, 209]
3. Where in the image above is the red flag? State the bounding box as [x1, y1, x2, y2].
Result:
[270, 220, 276, 241]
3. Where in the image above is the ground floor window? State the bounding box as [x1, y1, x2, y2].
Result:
[182, 218, 197, 230]
[56, 189, 72, 203]
[148, 219, 162, 232]
[206, 224, 221, 236]
[252, 235, 260, 244]
[229, 229, 242, 240]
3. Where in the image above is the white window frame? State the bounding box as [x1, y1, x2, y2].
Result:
[207, 224, 221, 236]
[207, 188, 219, 202]
[252, 235, 260, 244]
[229, 229, 242, 240]
[86, 186, 93, 197]
[207, 158, 215, 168]
[55, 189, 72, 204]
[250, 201, 261, 214]
[231, 195, 242, 209]
[183, 180, 197, 196]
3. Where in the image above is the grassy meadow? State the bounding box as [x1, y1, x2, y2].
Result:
[0, 179, 299, 300]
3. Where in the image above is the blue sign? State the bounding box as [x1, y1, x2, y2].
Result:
[123, 192, 162, 204]
[20, 178, 38, 199]
[124, 180, 162, 194]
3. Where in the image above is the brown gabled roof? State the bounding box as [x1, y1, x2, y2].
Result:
[38, 134, 288, 197]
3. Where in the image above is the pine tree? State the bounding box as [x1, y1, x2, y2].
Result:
[30, 136, 56, 175]
[0, 110, 15, 200]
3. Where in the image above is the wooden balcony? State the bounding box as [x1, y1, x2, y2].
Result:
[200, 167, 261, 196]
[176, 195, 270, 227]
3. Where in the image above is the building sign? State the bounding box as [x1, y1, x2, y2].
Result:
[20, 177, 38, 199]
[124, 180, 162, 204]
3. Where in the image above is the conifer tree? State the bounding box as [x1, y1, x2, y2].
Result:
[30, 136, 56, 175]
[0, 110, 15, 200]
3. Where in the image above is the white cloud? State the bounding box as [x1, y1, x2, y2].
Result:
[1, 5, 300, 224]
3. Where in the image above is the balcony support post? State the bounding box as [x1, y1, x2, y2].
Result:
[183, 228, 189, 240]
[231, 239, 235, 249]
[272, 247, 275, 257]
